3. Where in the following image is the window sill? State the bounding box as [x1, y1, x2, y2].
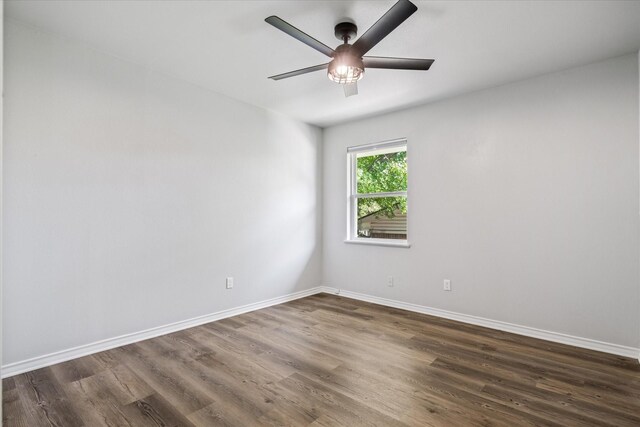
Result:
[344, 239, 411, 248]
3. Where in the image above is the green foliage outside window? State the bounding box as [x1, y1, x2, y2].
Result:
[356, 151, 407, 219]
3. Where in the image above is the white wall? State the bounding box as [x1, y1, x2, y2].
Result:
[2, 21, 322, 365]
[323, 54, 640, 349]
[1, 0, 4, 418]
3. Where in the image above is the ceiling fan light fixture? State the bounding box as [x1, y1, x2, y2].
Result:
[327, 56, 364, 84]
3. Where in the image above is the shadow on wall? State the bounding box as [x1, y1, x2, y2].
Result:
[229, 111, 322, 300]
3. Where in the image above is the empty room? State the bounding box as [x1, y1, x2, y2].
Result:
[2, 0, 640, 425]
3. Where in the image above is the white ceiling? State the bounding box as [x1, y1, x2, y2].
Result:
[7, 0, 640, 127]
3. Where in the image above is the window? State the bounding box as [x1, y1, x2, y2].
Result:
[346, 139, 409, 247]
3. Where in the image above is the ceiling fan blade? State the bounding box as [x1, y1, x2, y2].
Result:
[352, 0, 417, 56]
[363, 56, 434, 70]
[265, 16, 335, 57]
[343, 82, 358, 97]
[268, 63, 329, 81]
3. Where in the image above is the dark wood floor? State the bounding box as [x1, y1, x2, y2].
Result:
[3, 294, 640, 426]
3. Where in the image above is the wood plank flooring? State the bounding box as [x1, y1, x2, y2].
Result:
[4, 293, 640, 426]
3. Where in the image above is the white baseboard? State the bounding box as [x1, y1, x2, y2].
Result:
[4, 285, 638, 378]
[1, 287, 325, 378]
[318, 286, 640, 360]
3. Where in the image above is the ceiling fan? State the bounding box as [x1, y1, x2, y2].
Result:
[265, 0, 434, 97]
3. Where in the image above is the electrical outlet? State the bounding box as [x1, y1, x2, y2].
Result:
[226, 277, 234, 289]
[387, 276, 394, 287]
[443, 279, 451, 291]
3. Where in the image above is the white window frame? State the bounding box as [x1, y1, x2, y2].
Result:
[345, 138, 410, 248]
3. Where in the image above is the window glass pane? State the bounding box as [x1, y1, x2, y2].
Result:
[357, 196, 407, 239]
[356, 150, 407, 194]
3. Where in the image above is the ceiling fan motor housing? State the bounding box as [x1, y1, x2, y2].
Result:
[334, 22, 358, 42]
